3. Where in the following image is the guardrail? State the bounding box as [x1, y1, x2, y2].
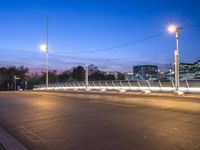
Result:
[34, 80, 200, 94]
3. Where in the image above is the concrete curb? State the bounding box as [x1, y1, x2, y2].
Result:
[0, 127, 27, 150]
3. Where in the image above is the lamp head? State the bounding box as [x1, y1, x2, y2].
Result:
[40, 44, 48, 52]
[168, 25, 178, 33]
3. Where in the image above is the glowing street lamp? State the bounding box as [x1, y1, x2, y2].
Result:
[40, 44, 48, 52]
[40, 44, 48, 89]
[39, 16, 49, 89]
[167, 24, 182, 94]
[168, 25, 177, 33]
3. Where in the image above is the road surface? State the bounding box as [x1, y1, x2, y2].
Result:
[0, 91, 200, 150]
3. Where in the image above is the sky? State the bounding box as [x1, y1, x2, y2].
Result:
[0, 0, 200, 72]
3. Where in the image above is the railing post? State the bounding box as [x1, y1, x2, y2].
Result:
[137, 81, 141, 88]
[159, 80, 162, 87]
[72, 82, 75, 87]
[105, 81, 108, 87]
[128, 81, 131, 87]
[186, 80, 190, 88]
[69, 83, 72, 87]
[112, 81, 115, 87]
[85, 65, 89, 90]
[147, 80, 151, 87]
[120, 81, 123, 87]
[172, 80, 175, 88]
[93, 81, 96, 87]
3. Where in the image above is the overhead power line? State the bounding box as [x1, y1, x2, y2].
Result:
[0, 33, 163, 57]
[57, 33, 163, 55]
[181, 25, 200, 30]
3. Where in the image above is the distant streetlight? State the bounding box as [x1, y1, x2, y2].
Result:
[40, 16, 49, 89]
[168, 25, 177, 33]
[40, 44, 48, 88]
[167, 24, 182, 94]
[40, 44, 48, 52]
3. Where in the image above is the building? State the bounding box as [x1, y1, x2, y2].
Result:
[133, 65, 158, 81]
[179, 63, 194, 73]
[194, 60, 200, 78]
[165, 60, 200, 80]
[157, 71, 166, 80]
[105, 71, 125, 80]
[105, 71, 119, 79]
[179, 63, 195, 80]
[124, 72, 134, 81]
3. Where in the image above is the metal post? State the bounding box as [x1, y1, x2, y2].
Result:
[119, 81, 123, 87]
[85, 64, 88, 90]
[112, 81, 115, 87]
[7, 82, 9, 91]
[93, 81, 96, 87]
[25, 81, 27, 90]
[13, 76, 20, 91]
[159, 80, 162, 87]
[128, 81, 131, 87]
[186, 80, 190, 88]
[174, 28, 179, 92]
[46, 16, 49, 89]
[14, 75, 16, 91]
[46, 51, 48, 88]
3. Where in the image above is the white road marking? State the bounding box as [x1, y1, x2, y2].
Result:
[0, 127, 28, 150]
[16, 126, 44, 144]
[90, 100, 137, 108]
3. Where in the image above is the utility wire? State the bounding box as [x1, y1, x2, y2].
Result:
[0, 33, 163, 57]
[0, 25, 199, 57]
[181, 25, 200, 30]
[54, 33, 163, 54]
[1, 24, 199, 56]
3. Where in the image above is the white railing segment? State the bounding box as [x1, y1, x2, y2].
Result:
[34, 80, 200, 94]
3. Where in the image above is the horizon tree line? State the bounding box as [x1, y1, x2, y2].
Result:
[0, 64, 125, 91]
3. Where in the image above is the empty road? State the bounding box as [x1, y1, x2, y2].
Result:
[0, 91, 200, 150]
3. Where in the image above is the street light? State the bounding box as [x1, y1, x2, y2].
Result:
[168, 25, 177, 33]
[40, 44, 48, 89]
[40, 44, 48, 52]
[167, 24, 182, 94]
[40, 16, 49, 89]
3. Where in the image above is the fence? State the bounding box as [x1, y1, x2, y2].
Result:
[34, 80, 200, 94]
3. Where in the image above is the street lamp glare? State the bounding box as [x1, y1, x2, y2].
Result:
[40, 44, 47, 52]
[168, 25, 177, 33]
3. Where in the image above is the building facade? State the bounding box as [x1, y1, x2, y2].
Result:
[133, 65, 158, 81]
[165, 60, 200, 80]
[124, 72, 134, 81]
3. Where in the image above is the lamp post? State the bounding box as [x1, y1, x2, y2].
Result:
[40, 44, 48, 89]
[168, 25, 182, 93]
[14, 75, 20, 91]
[85, 64, 89, 90]
[40, 16, 49, 89]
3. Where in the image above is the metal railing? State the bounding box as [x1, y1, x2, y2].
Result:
[34, 80, 200, 94]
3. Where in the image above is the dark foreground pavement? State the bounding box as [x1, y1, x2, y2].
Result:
[0, 91, 200, 150]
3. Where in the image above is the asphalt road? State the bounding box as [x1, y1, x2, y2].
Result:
[0, 91, 200, 150]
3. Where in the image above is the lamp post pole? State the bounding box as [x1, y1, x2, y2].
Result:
[174, 28, 180, 91]
[85, 64, 88, 90]
[40, 16, 49, 89]
[46, 48, 48, 89]
[168, 25, 182, 93]
[46, 16, 49, 89]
